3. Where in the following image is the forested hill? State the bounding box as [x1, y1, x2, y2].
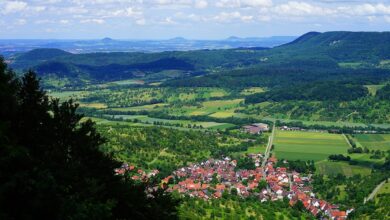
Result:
[164, 31, 390, 88]
[271, 31, 390, 63]
[7, 31, 390, 87]
[9, 47, 269, 85]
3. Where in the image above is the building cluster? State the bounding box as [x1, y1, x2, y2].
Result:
[114, 152, 352, 219]
[161, 155, 352, 219]
[243, 123, 270, 134]
[114, 163, 159, 182]
[280, 126, 304, 131]
[163, 155, 265, 199]
[264, 157, 353, 220]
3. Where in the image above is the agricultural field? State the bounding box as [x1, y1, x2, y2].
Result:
[108, 114, 236, 130]
[96, 124, 265, 176]
[365, 85, 385, 96]
[315, 161, 371, 177]
[377, 181, 390, 195]
[48, 90, 90, 101]
[349, 153, 386, 167]
[354, 134, 390, 151]
[240, 87, 265, 95]
[273, 130, 350, 162]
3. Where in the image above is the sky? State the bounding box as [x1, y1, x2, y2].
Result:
[0, 0, 389, 39]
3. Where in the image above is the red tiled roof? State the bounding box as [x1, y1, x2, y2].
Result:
[214, 191, 222, 198]
[331, 211, 346, 217]
[201, 184, 209, 189]
[216, 184, 226, 191]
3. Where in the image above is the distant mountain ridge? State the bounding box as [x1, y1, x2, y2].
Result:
[7, 31, 390, 87]
[273, 31, 390, 62]
[0, 36, 296, 56]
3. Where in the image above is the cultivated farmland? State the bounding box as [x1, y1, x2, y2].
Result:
[273, 130, 350, 161]
[354, 134, 390, 151]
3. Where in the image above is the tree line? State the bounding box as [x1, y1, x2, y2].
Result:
[0, 57, 178, 220]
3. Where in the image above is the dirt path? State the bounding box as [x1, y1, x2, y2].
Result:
[364, 178, 389, 204]
[262, 122, 276, 180]
[342, 134, 353, 148]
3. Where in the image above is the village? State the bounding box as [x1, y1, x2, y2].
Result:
[116, 153, 353, 220]
[114, 122, 354, 220]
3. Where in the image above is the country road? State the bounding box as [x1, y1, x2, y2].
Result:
[364, 178, 389, 203]
[342, 134, 353, 148]
[262, 122, 276, 180]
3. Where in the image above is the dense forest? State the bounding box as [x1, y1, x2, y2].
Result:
[245, 82, 368, 103]
[377, 84, 390, 101]
[0, 58, 178, 219]
[97, 124, 266, 176]
[9, 32, 390, 88]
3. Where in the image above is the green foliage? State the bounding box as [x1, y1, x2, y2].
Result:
[277, 160, 316, 173]
[245, 82, 368, 103]
[376, 84, 390, 101]
[97, 124, 261, 176]
[235, 156, 256, 170]
[328, 154, 351, 161]
[312, 172, 389, 206]
[178, 197, 314, 220]
[0, 58, 178, 219]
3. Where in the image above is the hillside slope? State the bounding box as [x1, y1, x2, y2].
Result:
[8, 31, 390, 87]
[270, 31, 390, 63]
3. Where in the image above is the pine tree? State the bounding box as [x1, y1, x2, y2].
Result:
[0, 58, 178, 220]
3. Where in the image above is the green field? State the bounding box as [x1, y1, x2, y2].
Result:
[262, 117, 390, 129]
[274, 130, 350, 161]
[316, 161, 371, 177]
[378, 181, 390, 195]
[240, 87, 265, 95]
[48, 90, 90, 101]
[354, 134, 390, 151]
[365, 85, 385, 96]
[103, 115, 235, 130]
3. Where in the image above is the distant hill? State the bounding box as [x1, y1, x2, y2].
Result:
[8, 31, 390, 87]
[164, 31, 390, 88]
[16, 48, 71, 62]
[272, 31, 390, 63]
[11, 48, 72, 70]
[10, 47, 269, 84]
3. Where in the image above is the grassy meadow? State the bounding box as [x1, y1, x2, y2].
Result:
[354, 134, 390, 151]
[315, 161, 371, 177]
[273, 130, 350, 162]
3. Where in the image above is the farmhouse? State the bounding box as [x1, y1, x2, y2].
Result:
[243, 123, 269, 134]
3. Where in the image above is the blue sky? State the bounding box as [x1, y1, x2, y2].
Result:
[0, 0, 389, 39]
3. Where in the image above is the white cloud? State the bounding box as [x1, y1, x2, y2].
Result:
[160, 16, 177, 25]
[195, 0, 208, 9]
[15, 18, 26, 25]
[213, 11, 254, 22]
[136, 18, 146, 25]
[2, 1, 28, 14]
[60, 19, 70, 24]
[125, 7, 143, 17]
[274, 1, 335, 16]
[258, 15, 271, 21]
[216, 0, 272, 8]
[35, 19, 53, 24]
[349, 3, 390, 16]
[80, 18, 105, 24]
[31, 6, 46, 12]
[385, 16, 390, 23]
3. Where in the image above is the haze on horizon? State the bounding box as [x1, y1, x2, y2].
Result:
[0, 0, 389, 40]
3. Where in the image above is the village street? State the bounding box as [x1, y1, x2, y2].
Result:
[262, 122, 276, 179]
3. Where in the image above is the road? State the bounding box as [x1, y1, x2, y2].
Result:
[288, 173, 293, 191]
[364, 178, 389, 204]
[262, 122, 276, 180]
[342, 134, 353, 148]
